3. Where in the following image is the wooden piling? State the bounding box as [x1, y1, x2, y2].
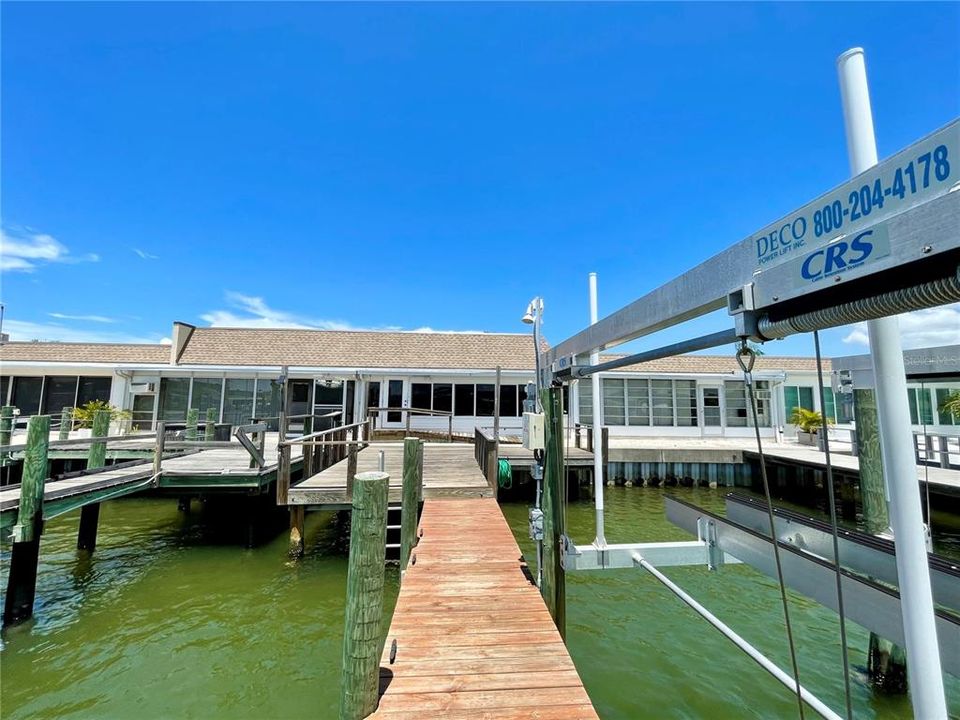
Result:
[346, 425, 359, 500]
[399, 437, 420, 572]
[1, 405, 14, 466]
[277, 443, 292, 505]
[540, 386, 566, 639]
[153, 421, 166, 482]
[854, 388, 908, 693]
[88, 409, 110, 469]
[289, 505, 306, 558]
[205, 408, 216, 442]
[339, 470, 389, 720]
[186, 408, 199, 440]
[302, 415, 314, 478]
[76, 504, 101, 553]
[59, 407, 73, 441]
[3, 415, 50, 626]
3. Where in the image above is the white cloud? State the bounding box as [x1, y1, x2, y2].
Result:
[842, 303, 960, 350]
[1, 227, 99, 272]
[48, 312, 117, 324]
[4, 319, 169, 344]
[200, 292, 356, 330]
[132, 248, 159, 260]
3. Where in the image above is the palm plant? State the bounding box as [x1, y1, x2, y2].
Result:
[789, 406, 833, 434]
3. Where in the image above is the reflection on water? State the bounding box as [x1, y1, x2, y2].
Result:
[0, 488, 956, 719]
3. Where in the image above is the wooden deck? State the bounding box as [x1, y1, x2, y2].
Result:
[372, 498, 598, 719]
[0, 436, 301, 533]
[498, 443, 594, 468]
[287, 443, 492, 506]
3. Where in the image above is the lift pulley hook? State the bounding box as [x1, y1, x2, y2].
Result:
[735, 339, 756, 376]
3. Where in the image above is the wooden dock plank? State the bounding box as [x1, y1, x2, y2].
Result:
[371, 499, 597, 719]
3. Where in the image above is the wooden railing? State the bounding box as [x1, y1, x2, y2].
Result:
[474, 427, 498, 498]
[366, 406, 454, 442]
[275, 418, 374, 504]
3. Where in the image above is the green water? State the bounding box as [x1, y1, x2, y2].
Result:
[1, 489, 957, 719]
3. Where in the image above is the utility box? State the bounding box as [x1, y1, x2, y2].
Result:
[522, 412, 545, 450]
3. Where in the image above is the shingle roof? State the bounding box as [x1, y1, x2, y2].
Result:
[0, 329, 828, 374]
[0, 341, 170, 364]
[600, 353, 831, 374]
[174, 328, 543, 370]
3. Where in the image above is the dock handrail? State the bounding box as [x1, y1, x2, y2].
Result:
[366, 406, 454, 442]
[474, 427, 498, 496]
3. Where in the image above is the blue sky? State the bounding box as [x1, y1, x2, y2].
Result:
[2, 2, 958, 359]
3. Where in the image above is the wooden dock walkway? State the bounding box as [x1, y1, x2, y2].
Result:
[0, 436, 301, 534]
[372, 498, 598, 719]
[288, 443, 491, 506]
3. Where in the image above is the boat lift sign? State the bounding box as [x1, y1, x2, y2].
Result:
[752, 120, 959, 272]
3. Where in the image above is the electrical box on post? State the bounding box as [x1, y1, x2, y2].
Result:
[522, 412, 545, 450]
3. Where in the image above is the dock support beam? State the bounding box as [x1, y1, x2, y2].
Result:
[4, 415, 50, 626]
[76, 410, 110, 553]
[205, 408, 216, 442]
[400, 437, 422, 572]
[540, 386, 566, 639]
[340, 471, 389, 720]
[289, 505, 305, 558]
[855, 388, 908, 693]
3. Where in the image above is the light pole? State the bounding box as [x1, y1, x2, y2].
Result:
[522, 297, 545, 587]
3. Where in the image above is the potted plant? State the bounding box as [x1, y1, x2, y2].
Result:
[71, 400, 133, 436]
[790, 407, 833, 446]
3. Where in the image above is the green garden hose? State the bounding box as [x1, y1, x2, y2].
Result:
[497, 459, 513, 489]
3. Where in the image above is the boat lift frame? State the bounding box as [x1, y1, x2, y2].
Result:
[538, 52, 959, 720]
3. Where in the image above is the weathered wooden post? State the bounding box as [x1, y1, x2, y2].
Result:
[0, 405, 14, 466]
[399, 437, 421, 572]
[153, 421, 166, 483]
[59, 407, 73, 441]
[88, 409, 110, 469]
[3, 415, 50, 626]
[855, 388, 908, 693]
[76, 410, 110, 553]
[302, 415, 314, 478]
[289, 505, 306, 558]
[346, 424, 359, 500]
[339, 471, 389, 720]
[540, 386, 566, 639]
[186, 408, 199, 440]
[601, 427, 610, 484]
[277, 441, 291, 505]
[205, 408, 216, 442]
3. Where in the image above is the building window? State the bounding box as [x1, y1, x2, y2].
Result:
[433, 384, 452, 414]
[12, 377, 43, 416]
[499, 385, 518, 417]
[411, 383, 432, 412]
[454, 384, 475, 416]
[77, 377, 112, 407]
[675, 380, 697, 426]
[724, 381, 748, 427]
[784, 385, 815, 418]
[223, 378, 255, 426]
[255, 378, 282, 429]
[159, 377, 190, 423]
[626, 379, 650, 426]
[602, 378, 625, 426]
[907, 387, 934, 426]
[191, 378, 223, 419]
[43, 376, 78, 414]
[476, 384, 495, 417]
[0, 376, 8, 406]
[651, 380, 674, 426]
[936, 388, 959, 426]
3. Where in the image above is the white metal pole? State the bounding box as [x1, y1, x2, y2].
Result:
[837, 47, 947, 720]
[589, 273, 606, 547]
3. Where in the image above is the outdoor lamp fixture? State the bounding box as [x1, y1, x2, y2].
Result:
[522, 297, 544, 407]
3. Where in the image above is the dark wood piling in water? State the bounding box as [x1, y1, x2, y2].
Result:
[540, 386, 566, 640]
[340, 470, 389, 720]
[3, 415, 49, 626]
[77, 410, 110, 552]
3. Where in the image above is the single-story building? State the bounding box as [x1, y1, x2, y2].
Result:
[1, 322, 956, 439]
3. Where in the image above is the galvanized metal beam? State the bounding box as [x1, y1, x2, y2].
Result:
[664, 496, 960, 677]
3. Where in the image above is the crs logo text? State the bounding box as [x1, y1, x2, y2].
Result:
[800, 230, 876, 282]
